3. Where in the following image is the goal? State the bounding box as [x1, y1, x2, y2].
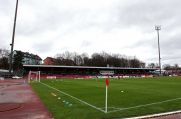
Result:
[28, 71, 40, 83]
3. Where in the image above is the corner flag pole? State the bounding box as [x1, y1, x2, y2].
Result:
[105, 79, 109, 113]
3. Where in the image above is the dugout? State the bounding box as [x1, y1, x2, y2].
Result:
[23, 65, 157, 78]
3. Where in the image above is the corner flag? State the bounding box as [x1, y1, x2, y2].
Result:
[106, 79, 109, 87]
[105, 79, 109, 113]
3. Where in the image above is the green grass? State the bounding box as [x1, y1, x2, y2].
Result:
[31, 76, 181, 119]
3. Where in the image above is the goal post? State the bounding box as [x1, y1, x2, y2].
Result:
[28, 71, 41, 83]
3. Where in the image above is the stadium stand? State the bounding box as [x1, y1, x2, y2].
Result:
[23, 65, 157, 79]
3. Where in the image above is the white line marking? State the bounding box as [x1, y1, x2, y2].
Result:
[127, 110, 181, 119]
[100, 107, 124, 110]
[40, 82, 106, 113]
[108, 97, 181, 113]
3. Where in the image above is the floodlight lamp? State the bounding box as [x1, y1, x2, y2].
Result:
[155, 26, 161, 30]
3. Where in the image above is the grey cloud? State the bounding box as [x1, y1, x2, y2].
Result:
[0, 0, 14, 13]
[32, 41, 53, 53]
[114, 0, 181, 33]
[131, 34, 181, 59]
[1, 0, 181, 66]
[17, 8, 74, 36]
[161, 35, 181, 54]
[118, 0, 180, 24]
[81, 40, 91, 47]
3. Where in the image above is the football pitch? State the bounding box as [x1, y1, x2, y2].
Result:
[31, 77, 181, 119]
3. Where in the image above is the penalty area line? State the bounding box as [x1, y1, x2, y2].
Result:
[39, 82, 106, 113]
[107, 97, 181, 113]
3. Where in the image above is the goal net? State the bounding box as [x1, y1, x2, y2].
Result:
[28, 71, 40, 83]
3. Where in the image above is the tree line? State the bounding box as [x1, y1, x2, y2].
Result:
[54, 51, 146, 68]
[0, 49, 23, 71]
[0, 49, 9, 69]
[1, 48, 180, 70]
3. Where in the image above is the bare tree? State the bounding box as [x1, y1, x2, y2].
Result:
[0, 49, 9, 58]
[54, 51, 145, 68]
[0, 48, 9, 69]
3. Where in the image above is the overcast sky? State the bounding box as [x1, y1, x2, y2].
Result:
[0, 0, 181, 66]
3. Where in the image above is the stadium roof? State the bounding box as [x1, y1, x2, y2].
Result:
[23, 65, 157, 70]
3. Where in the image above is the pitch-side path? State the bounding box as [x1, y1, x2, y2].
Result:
[0, 79, 52, 119]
